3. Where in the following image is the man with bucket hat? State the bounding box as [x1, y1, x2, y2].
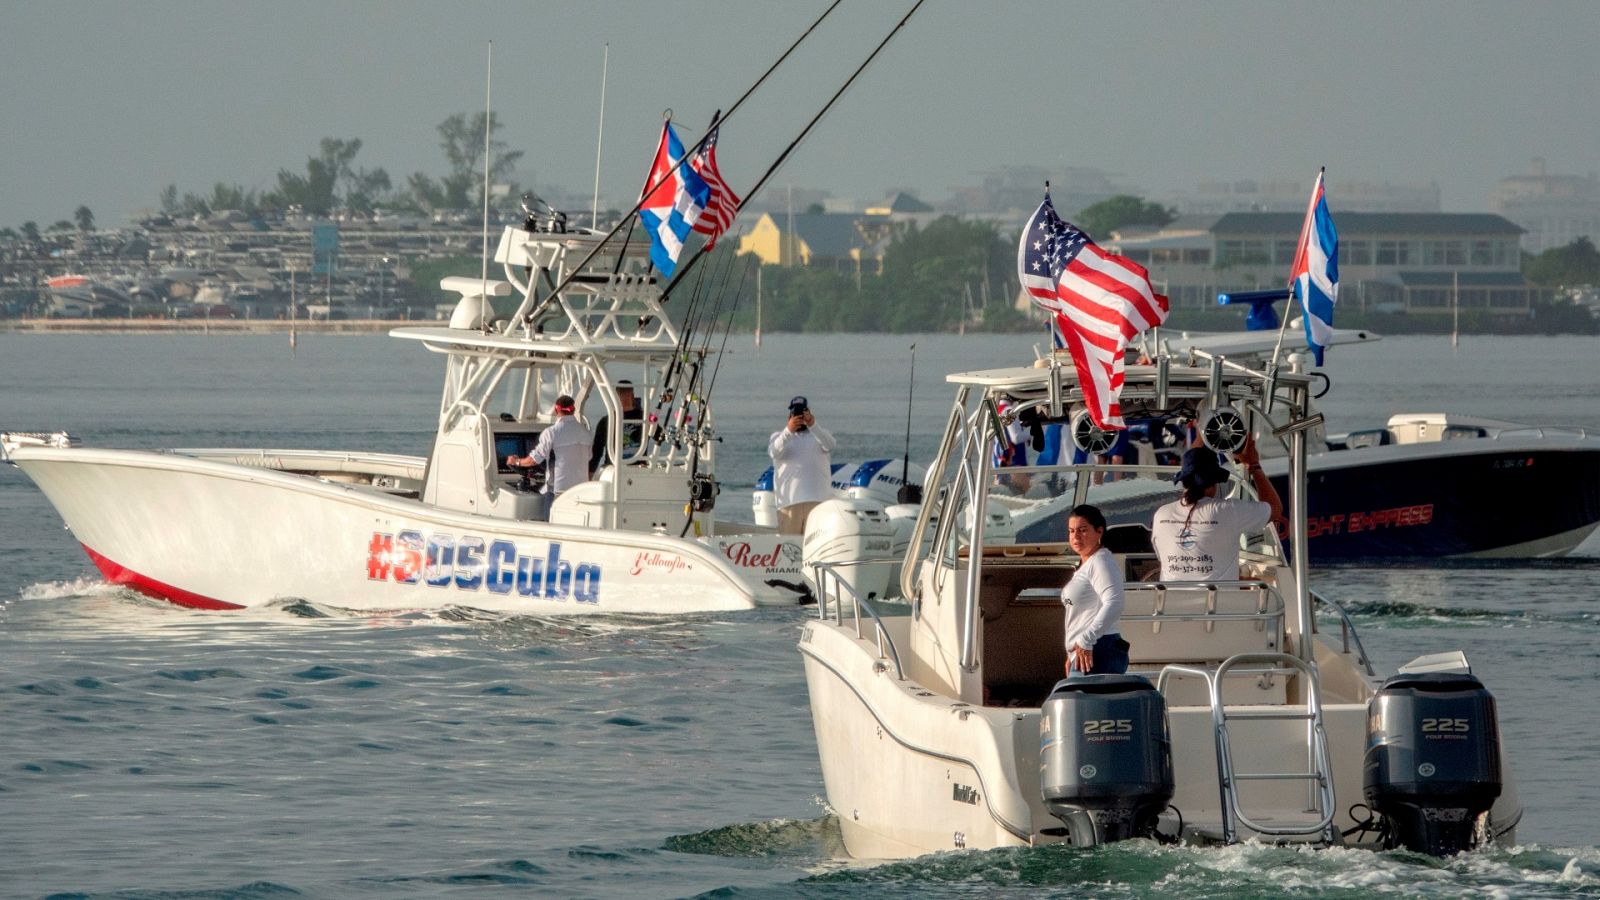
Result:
[1150, 434, 1284, 582]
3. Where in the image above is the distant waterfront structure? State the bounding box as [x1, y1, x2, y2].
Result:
[1166, 179, 1442, 216]
[735, 192, 934, 274]
[1108, 212, 1536, 319]
[1491, 158, 1600, 254]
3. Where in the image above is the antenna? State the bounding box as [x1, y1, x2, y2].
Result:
[592, 43, 609, 229]
[898, 343, 921, 504]
[480, 40, 493, 321]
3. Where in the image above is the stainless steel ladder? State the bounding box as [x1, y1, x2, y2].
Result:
[1208, 652, 1337, 844]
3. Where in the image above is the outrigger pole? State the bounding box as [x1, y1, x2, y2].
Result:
[518, 0, 848, 327]
[656, 0, 928, 305]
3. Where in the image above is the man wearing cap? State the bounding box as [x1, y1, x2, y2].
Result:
[590, 379, 644, 471]
[507, 394, 593, 519]
[767, 395, 837, 535]
[1150, 434, 1284, 582]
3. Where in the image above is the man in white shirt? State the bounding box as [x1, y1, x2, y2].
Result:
[507, 395, 593, 519]
[1150, 436, 1283, 582]
[767, 395, 837, 535]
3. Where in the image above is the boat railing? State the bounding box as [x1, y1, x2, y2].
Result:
[810, 559, 906, 682]
[1309, 589, 1376, 676]
[1495, 425, 1594, 440]
[1120, 580, 1287, 630]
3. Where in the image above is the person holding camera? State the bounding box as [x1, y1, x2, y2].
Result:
[767, 395, 837, 535]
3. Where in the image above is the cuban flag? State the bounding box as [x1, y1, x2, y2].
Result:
[1289, 170, 1339, 365]
[638, 121, 711, 278]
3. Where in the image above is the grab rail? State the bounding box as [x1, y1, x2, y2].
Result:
[1122, 581, 1286, 634]
[1309, 589, 1376, 676]
[811, 559, 906, 682]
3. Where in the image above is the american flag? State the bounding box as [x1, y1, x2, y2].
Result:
[1017, 191, 1169, 430]
[690, 122, 740, 250]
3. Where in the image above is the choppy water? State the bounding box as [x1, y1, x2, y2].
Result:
[2, 333, 1599, 898]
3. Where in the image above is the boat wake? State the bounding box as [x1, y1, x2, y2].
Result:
[1329, 599, 1600, 628]
[18, 575, 144, 603]
[786, 840, 1600, 898]
[665, 813, 846, 861]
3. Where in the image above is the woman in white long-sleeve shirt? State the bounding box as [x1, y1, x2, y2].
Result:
[1060, 504, 1129, 676]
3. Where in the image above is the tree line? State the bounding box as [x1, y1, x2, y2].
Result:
[156, 113, 524, 219]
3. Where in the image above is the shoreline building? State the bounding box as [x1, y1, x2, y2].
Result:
[1109, 212, 1536, 320]
[1491, 159, 1600, 254]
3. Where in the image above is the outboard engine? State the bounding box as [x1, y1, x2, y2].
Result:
[839, 459, 926, 506]
[1040, 675, 1173, 845]
[752, 462, 854, 529]
[751, 467, 780, 528]
[801, 498, 896, 602]
[1363, 672, 1503, 856]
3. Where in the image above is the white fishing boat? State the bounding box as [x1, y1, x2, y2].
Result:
[799, 348, 1520, 858]
[3, 220, 808, 614]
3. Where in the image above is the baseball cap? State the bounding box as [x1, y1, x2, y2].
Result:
[788, 395, 809, 414]
[1174, 447, 1230, 488]
[616, 379, 634, 390]
[553, 395, 576, 413]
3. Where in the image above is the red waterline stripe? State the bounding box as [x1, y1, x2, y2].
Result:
[80, 543, 244, 610]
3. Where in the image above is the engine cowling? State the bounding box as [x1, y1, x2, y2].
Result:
[801, 498, 897, 602]
[1040, 675, 1173, 845]
[1363, 672, 1503, 856]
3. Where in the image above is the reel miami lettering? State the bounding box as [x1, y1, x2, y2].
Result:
[366, 532, 601, 603]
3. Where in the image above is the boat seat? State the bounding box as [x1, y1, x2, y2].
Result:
[1123, 582, 1289, 706]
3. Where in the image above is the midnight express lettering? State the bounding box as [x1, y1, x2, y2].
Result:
[366, 532, 601, 603]
[1308, 504, 1434, 539]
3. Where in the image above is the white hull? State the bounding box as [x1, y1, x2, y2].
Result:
[802, 614, 1522, 858]
[11, 446, 797, 614]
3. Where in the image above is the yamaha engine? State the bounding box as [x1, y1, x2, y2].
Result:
[1363, 672, 1503, 856]
[1040, 675, 1173, 845]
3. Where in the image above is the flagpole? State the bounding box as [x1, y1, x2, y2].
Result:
[1271, 166, 1325, 383]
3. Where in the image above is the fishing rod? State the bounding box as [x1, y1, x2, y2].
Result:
[519, 0, 846, 326]
[647, 251, 718, 446]
[675, 245, 746, 439]
[700, 254, 756, 402]
[675, 252, 755, 538]
[657, 0, 927, 305]
[663, 242, 743, 446]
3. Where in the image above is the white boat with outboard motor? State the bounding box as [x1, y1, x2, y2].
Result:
[798, 347, 1520, 858]
[3, 218, 809, 614]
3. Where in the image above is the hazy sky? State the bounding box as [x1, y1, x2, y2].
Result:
[4, 1, 1597, 228]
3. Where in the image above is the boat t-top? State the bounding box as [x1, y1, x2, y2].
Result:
[799, 344, 1520, 857]
[3, 216, 810, 614]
